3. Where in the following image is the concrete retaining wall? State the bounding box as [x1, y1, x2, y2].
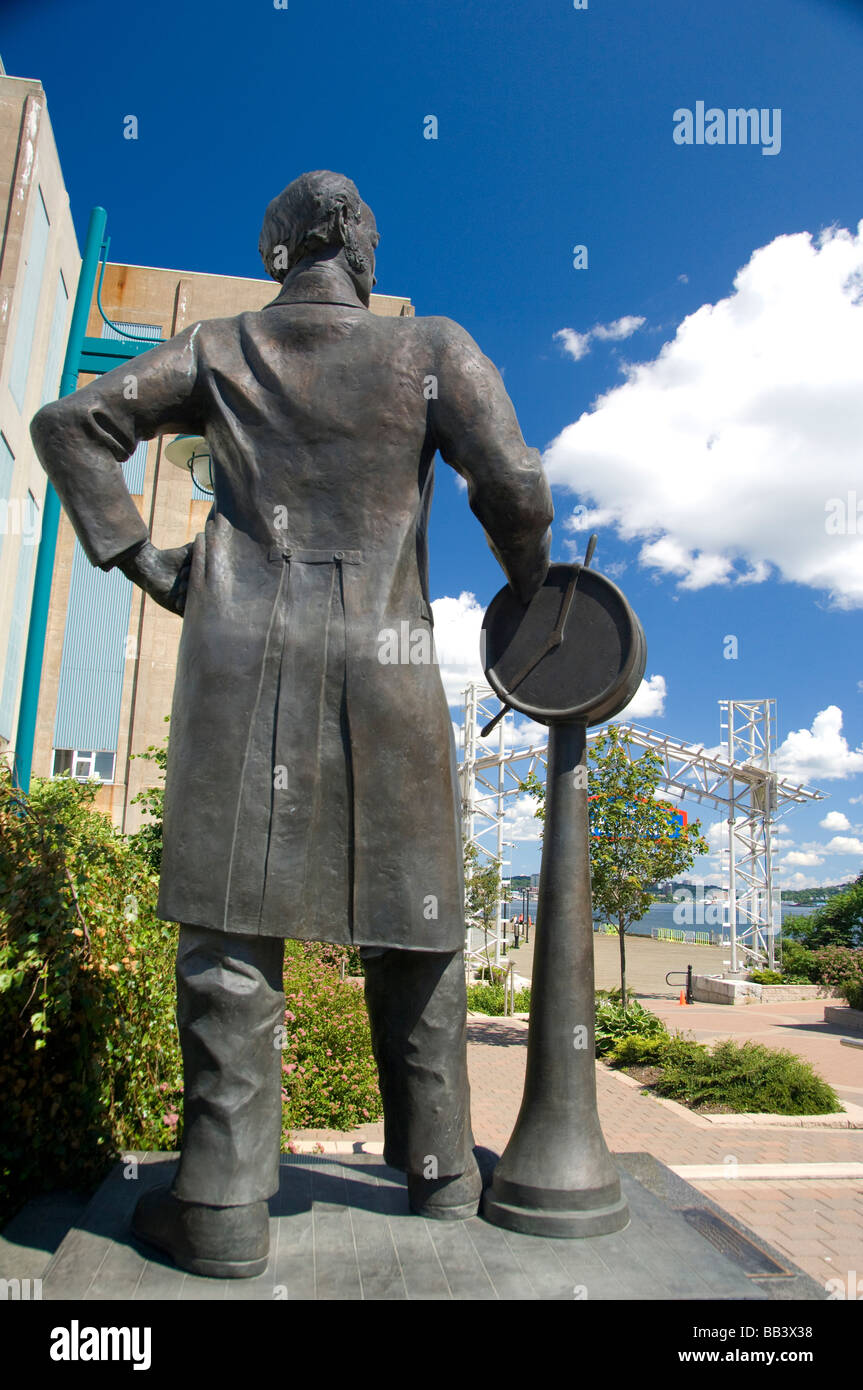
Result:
[691, 975, 843, 1006]
[825, 1005, 863, 1034]
[759, 984, 842, 1002]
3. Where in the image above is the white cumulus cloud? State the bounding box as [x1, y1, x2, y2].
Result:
[544, 222, 863, 607]
[503, 793, 544, 843]
[776, 871, 824, 890]
[823, 835, 863, 856]
[774, 706, 863, 783]
[820, 810, 852, 831]
[554, 315, 645, 363]
[783, 851, 824, 866]
[612, 673, 667, 720]
[431, 592, 486, 706]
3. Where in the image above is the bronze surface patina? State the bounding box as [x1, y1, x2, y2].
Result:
[31, 171, 553, 1276]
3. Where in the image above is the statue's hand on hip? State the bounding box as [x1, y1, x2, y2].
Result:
[118, 539, 194, 616]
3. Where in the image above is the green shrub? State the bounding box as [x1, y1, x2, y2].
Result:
[280, 942, 381, 1133]
[810, 946, 863, 992]
[660, 1035, 710, 1067]
[748, 969, 784, 984]
[608, 1032, 710, 1072]
[466, 982, 531, 1015]
[607, 1033, 671, 1068]
[654, 1038, 841, 1115]
[475, 964, 509, 986]
[780, 941, 863, 990]
[0, 768, 386, 1225]
[842, 979, 863, 1012]
[594, 997, 668, 1057]
[125, 724, 168, 873]
[0, 769, 183, 1224]
[779, 938, 819, 982]
[782, 876, 863, 949]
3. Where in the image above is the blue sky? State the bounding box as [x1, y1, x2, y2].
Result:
[5, 0, 863, 884]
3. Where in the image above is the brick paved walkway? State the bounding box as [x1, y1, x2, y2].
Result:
[506, 930, 727, 997]
[291, 1011, 863, 1291]
[462, 1015, 863, 1290]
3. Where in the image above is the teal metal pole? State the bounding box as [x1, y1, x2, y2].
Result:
[12, 206, 108, 791]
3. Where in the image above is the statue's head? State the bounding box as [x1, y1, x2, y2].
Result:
[259, 171, 378, 304]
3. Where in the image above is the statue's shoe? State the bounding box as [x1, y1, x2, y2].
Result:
[407, 1151, 485, 1220]
[132, 1183, 269, 1279]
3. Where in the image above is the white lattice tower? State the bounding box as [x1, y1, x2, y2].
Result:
[457, 684, 824, 971]
[459, 684, 553, 973]
[719, 699, 779, 971]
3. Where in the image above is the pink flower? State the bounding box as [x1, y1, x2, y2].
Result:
[162, 1112, 179, 1129]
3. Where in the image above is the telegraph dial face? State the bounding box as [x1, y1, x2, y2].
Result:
[481, 563, 647, 727]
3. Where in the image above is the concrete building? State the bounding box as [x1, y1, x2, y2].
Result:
[32, 260, 413, 830]
[0, 63, 79, 755]
[0, 57, 413, 827]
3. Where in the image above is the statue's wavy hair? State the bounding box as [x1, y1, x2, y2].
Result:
[259, 171, 369, 283]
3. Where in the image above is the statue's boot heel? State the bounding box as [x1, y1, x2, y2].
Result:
[407, 1151, 483, 1221]
[132, 1183, 269, 1279]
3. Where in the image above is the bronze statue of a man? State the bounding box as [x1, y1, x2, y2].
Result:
[31, 172, 552, 1278]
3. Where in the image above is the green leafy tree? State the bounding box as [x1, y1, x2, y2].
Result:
[783, 872, 863, 949]
[521, 725, 709, 1007]
[464, 842, 510, 981]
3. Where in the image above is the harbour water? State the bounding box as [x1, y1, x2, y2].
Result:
[505, 897, 817, 942]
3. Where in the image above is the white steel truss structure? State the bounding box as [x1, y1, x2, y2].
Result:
[458, 684, 824, 972]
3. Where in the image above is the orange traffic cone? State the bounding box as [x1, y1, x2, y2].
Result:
[678, 988, 688, 1006]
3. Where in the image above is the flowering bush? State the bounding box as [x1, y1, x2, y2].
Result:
[0, 768, 183, 1224]
[0, 768, 383, 1225]
[279, 942, 381, 1134]
[808, 946, 863, 992]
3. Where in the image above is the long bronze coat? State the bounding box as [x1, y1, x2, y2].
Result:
[31, 299, 552, 949]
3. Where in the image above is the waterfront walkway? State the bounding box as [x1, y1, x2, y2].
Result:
[287, 931, 863, 1291]
[3, 929, 860, 1295]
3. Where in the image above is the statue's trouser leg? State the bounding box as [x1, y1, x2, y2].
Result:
[361, 946, 475, 1178]
[172, 924, 285, 1207]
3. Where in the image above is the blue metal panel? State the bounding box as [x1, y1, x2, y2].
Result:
[100, 319, 162, 344]
[79, 334, 161, 375]
[99, 321, 161, 492]
[0, 507, 38, 738]
[9, 188, 51, 411]
[39, 271, 69, 406]
[53, 540, 133, 751]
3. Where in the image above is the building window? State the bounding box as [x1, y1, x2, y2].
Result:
[52, 748, 116, 783]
